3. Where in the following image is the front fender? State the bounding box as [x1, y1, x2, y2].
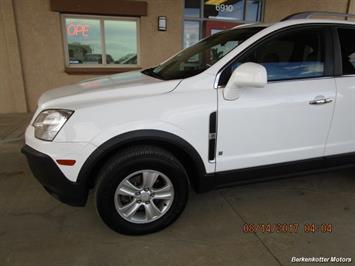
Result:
[77, 129, 212, 192]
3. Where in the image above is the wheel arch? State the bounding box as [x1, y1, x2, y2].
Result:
[78, 130, 213, 193]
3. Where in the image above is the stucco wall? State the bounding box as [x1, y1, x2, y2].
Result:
[349, 0, 355, 14]
[12, 0, 183, 111]
[140, 0, 183, 67]
[264, 0, 350, 22]
[1, 0, 354, 113]
[0, 0, 27, 113]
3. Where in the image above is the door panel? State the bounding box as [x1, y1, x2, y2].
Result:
[215, 25, 336, 172]
[325, 77, 355, 155]
[216, 78, 336, 171]
[325, 27, 355, 155]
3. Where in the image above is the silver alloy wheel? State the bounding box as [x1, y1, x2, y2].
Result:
[114, 170, 175, 224]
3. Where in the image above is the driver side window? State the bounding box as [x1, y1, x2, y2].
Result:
[219, 27, 326, 86]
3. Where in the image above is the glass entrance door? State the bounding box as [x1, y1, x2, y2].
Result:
[204, 20, 241, 37]
[183, 0, 263, 48]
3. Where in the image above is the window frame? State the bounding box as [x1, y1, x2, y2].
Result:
[61, 14, 141, 70]
[216, 24, 335, 87]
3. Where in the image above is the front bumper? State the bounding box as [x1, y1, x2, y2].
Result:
[21, 145, 88, 206]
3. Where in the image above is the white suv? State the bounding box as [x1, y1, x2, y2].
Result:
[22, 12, 355, 235]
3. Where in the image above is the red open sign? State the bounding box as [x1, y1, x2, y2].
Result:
[67, 23, 89, 37]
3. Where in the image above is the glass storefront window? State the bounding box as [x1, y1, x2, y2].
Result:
[183, 0, 263, 48]
[63, 15, 139, 67]
[204, 0, 244, 20]
[184, 0, 201, 17]
[65, 18, 103, 64]
[104, 20, 138, 65]
[183, 21, 200, 48]
[245, 0, 262, 21]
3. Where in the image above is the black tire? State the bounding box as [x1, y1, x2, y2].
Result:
[94, 145, 189, 235]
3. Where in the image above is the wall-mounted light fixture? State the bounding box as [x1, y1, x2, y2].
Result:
[158, 16, 167, 31]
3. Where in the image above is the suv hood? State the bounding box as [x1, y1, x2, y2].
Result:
[38, 71, 181, 109]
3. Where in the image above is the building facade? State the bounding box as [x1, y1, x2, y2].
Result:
[1, 0, 354, 113]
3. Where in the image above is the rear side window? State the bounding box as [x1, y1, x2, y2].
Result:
[338, 28, 355, 75]
[219, 27, 326, 85]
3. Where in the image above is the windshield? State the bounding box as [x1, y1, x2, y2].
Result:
[142, 27, 264, 80]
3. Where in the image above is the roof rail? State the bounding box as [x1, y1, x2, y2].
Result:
[281, 11, 355, 21]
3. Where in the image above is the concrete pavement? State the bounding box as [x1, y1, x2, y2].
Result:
[0, 115, 354, 266]
[0, 113, 31, 143]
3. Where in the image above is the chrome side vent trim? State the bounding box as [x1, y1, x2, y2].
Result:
[208, 112, 217, 161]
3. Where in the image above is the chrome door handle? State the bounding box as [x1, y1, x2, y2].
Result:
[309, 97, 333, 105]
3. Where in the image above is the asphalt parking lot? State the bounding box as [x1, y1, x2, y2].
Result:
[0, 116, 354, 266]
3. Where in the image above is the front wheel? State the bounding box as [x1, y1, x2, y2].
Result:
[94, 146, 189, 235]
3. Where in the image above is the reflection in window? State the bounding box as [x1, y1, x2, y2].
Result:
[204, 0, 244, 20]
[239, 28, 325, 81]
[150, 27, 263, 80]
[212, 40, 240, 59]
[184, 21, 200, 48]
[184, 0, 201, 17]
[184, 1, 263, 49]
[105, 20, 137, 64]
[64, 16, 139, 67]
[338, 28, 355, 75]
[66, 18, 102, 64]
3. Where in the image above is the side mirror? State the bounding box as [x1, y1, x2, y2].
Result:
[223, 62, 267, 101]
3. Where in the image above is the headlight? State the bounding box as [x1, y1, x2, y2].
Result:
[32, 109, 73, 141]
